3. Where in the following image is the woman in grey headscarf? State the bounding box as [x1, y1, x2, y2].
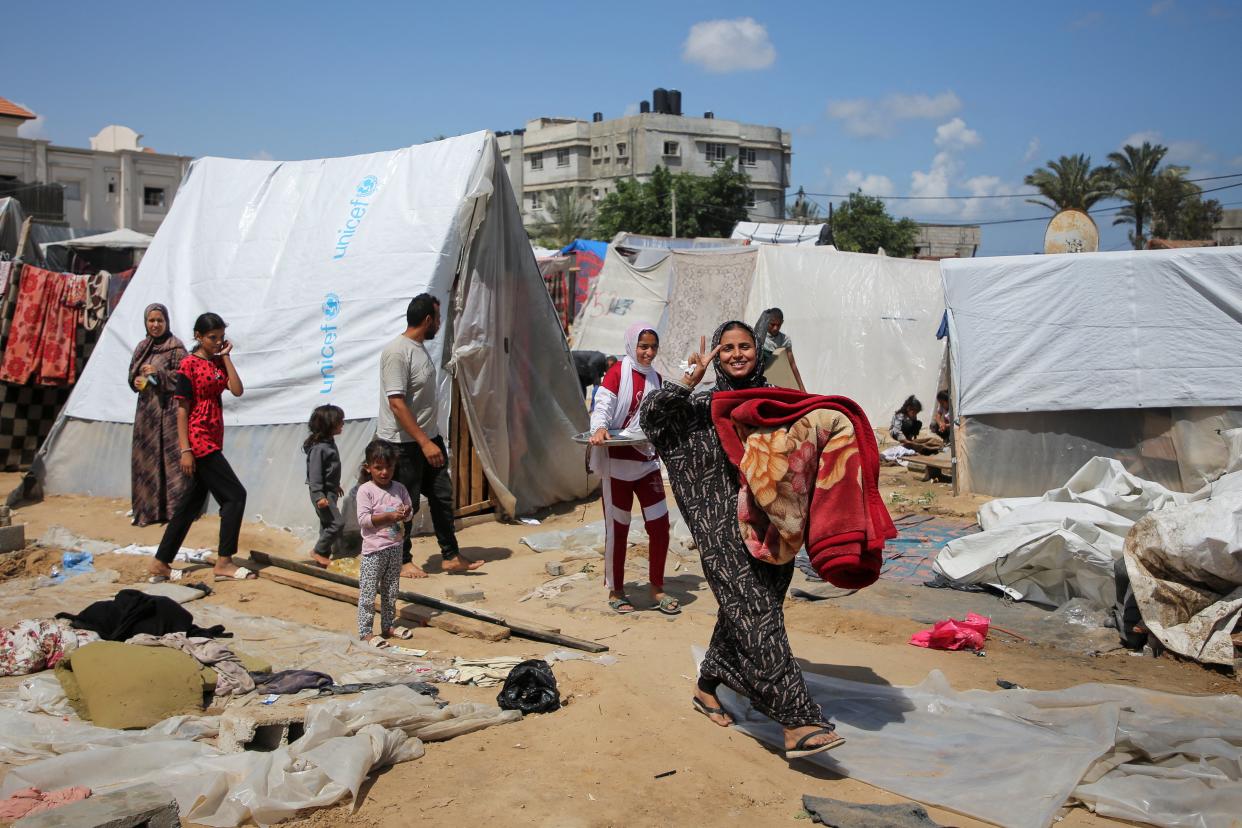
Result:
[640, 320, 843, 761]
[127, 303, 189, 526]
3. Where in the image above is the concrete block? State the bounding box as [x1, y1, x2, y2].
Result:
[218, 706, 308, 753]
[445, 587, 485, 603]
[13, 783, 178, 828]
[544, 561, 565, 576]
[0, 523, 25, 553]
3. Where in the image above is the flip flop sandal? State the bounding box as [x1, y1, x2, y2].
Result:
[692, 696, 733, 725]
[214, 567, 257, 582]
[608, 597, 636, 614]
[366, 635, 389, 648]
[656, 595, 682, 615]
[785, 725, 845, 760]
[147, 569, 183, 584]
[385, 626, 414, 640]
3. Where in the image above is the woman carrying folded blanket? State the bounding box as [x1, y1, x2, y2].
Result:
[640, 320, 844, 761]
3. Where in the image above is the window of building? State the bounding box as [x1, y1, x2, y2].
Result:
[501, 154, 509, 165]
[61, 181, 82, 201]
[593, 188, 600, 199]
[531, 192, 542, 209]
[705, 143, 727, 163]
[556, 148, 570, 167]
[739, 147, 757, 167]
[593, 145, 601, 157]
[143, 187, 166, 208]
[662, 141, 680, 157]
[745, 189, 758, 209]
[616, 142, 627, 157]
[529, 152, 543, 170]
[618, 156, 628, 166]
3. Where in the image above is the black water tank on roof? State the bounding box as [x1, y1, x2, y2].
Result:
[592, 112, 603, 122]
[653, 88, 670, 114]
[669, 90, 682, 116]
[704, 111, 714, 119]
[639, 100, 650, 114]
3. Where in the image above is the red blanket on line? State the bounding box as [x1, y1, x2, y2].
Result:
[712, 387, 896, 589]
[0, 265, 78, 386]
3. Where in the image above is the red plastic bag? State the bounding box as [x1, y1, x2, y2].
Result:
[909, 612, 991, 651]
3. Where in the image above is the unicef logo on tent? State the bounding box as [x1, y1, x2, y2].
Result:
[355, 176, 378, 198]
[322, 293, 341, 319]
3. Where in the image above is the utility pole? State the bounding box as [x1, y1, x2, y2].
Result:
[671, 188, 677, 238]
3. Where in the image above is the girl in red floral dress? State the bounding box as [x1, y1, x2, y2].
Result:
[149, 312, 253, 582]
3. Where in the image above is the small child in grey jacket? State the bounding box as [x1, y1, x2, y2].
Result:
[304, 404, 345, 567]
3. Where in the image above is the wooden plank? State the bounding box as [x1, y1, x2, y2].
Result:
[249, 550, 606, 652]
[236, 558, 511, 642]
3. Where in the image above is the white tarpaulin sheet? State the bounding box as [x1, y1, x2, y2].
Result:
[731, 221, 826, 245]
[1125, 470, 1242, 666]
[934, 457, 1193, 607]
[746, 246, 944, 428]
[943, 246, 1242, 417]
[570, 245, 672, 355]
[35, 132, 590, 524]
[710, 657, 1242, 828]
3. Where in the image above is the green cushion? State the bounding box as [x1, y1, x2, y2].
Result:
[55, 641, 206, 729]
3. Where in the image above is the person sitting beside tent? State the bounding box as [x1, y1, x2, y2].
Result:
[149, 312, 254, 582]
[572, 350, 617, 398]
[931, 390, 952, 441]
[758, 308, 805, 390]
[128, 303, 189, 527]
[890, 395, 944, 454]
[588, 323, 677, 616]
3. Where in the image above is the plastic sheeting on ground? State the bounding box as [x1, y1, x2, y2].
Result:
[0, 708, 218, 765]
[1124, 470, 1242, 666]
[518, 504, 696, 557]
[932, 457, 1194, 608]
[0, 686, 518, 827]
[704, 652, 1242, 828]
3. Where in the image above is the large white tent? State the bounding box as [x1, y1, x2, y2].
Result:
[942, 246, 1242, 496]
[31, 132, 592, 527]
[570, 240, 944, 429]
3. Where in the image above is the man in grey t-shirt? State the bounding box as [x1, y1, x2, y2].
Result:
[376, 294, 483, 577]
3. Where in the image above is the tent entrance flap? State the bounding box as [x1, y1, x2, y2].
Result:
[450, 382, 494, 518]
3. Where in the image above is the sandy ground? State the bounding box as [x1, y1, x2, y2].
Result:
[1, 467, 1238, 828]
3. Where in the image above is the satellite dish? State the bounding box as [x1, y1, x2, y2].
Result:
[1044, 209, 1099, 254]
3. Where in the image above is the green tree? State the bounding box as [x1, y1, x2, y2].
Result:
[1107, 141, 1168, 249]
[830, 191, 919, 256]
[593, 161, 750, 239]
[1149, 170, 1223, 241]
[786, 187, 823, 221]
[531, 188, 594, 248]
[1023, 154, 1114, 212]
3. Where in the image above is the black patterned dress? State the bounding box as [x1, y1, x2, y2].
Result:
[641, 378, 823, 728]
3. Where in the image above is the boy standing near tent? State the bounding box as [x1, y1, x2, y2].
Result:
[376, 294, 483, 578]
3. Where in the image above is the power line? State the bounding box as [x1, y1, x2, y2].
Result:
[786, 171, 1242, 201]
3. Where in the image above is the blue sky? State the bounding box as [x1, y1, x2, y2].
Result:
[8, 0, 1241, 255]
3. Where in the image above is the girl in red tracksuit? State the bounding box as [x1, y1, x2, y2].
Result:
[588, 322, 677, 616]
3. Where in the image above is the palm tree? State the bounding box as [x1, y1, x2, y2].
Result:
[1023, 154, 1114, 212]
[1107, 142, 1168, 249]
[786, 187, 823, 222]
[532, 188, 594, 248]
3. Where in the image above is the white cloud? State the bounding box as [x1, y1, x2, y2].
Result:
[682, 18, 776, 73]
[15, 102, 45, 139]
[909, 151, 958, 215]
[826, 91, 961, 139]
[822, 166, 833, 181]
[842, 170, 896, 196]
[1121, 130, 1161, 149]
[1022, 136, 1041, 164]
[250, 149, 274, 161]
[960, 175, 1004, 220]
[1150, 0, 1175, 15]
[934, 118, 981, 151]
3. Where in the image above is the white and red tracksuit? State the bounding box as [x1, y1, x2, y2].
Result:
[590, 361, 670, 592]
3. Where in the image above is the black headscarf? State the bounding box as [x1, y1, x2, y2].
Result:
[711, 319, 768, 391]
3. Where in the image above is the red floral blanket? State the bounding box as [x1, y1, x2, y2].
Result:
[712, 388, 896, 589]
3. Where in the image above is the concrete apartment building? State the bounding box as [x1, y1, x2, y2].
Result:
[0, 96, 190, 234]
[496, 88, 791, 228]
[914, 223, 982, 259]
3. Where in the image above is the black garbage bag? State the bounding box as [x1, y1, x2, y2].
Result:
[496, 658, 560, 714]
